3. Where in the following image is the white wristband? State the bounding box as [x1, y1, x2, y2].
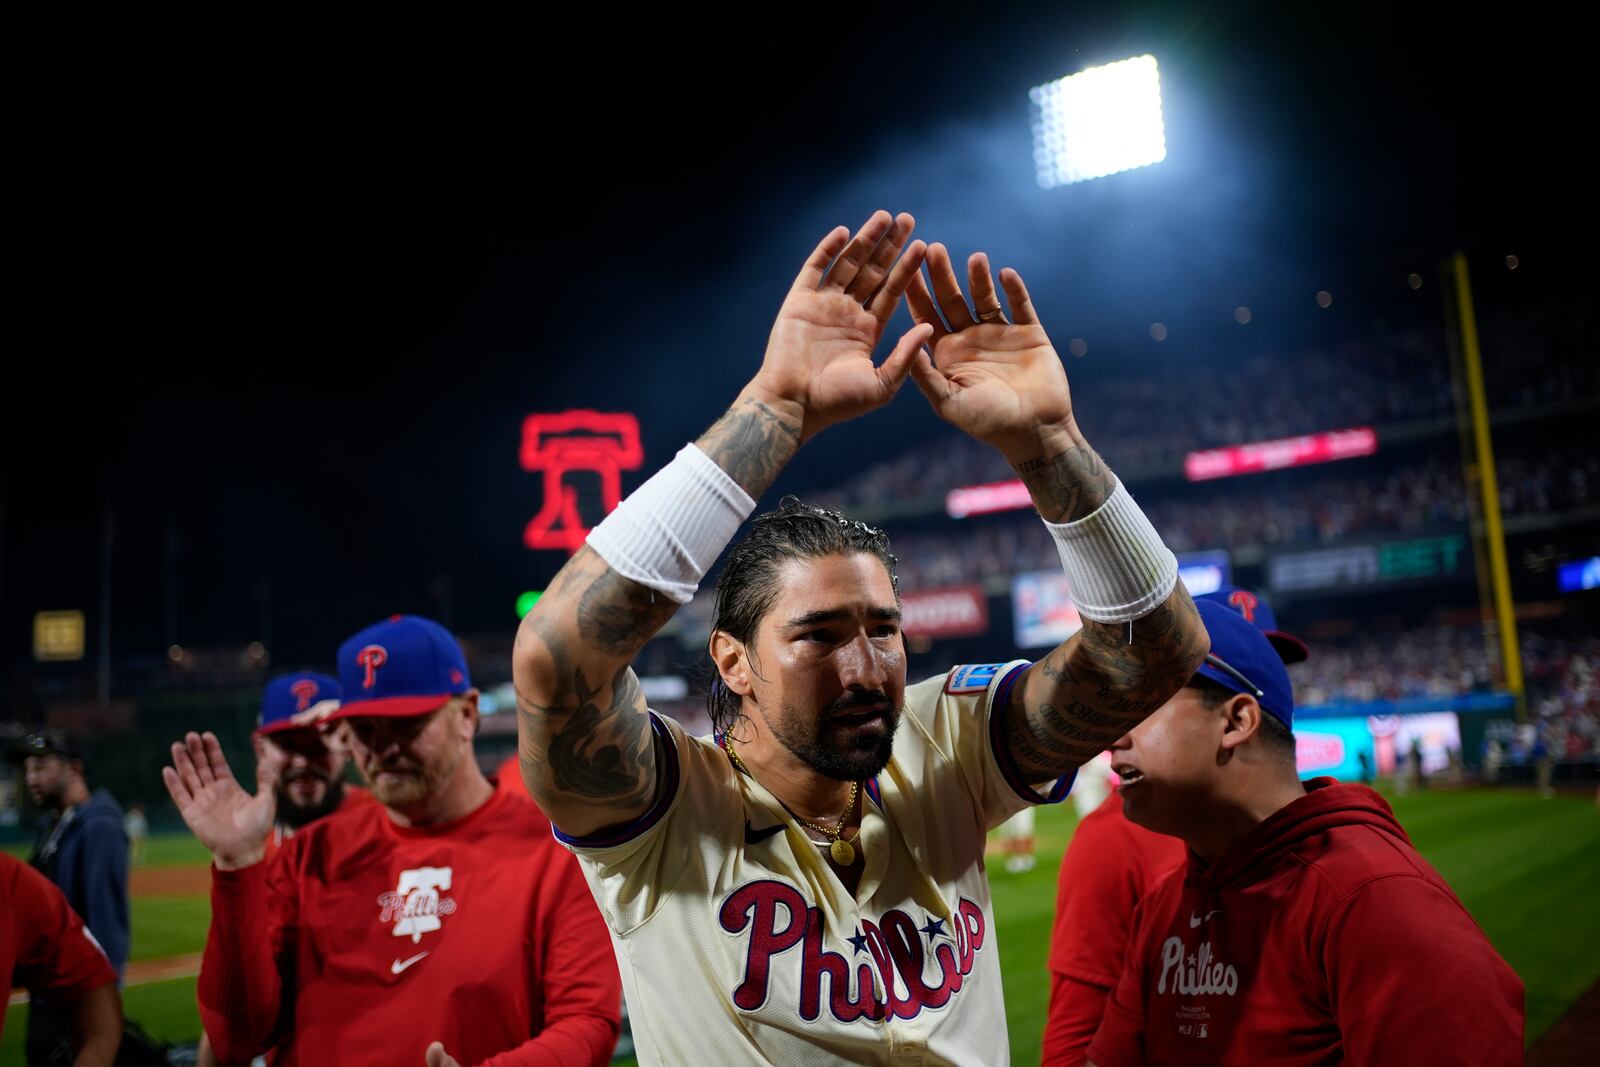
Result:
[1044, 479, 1178, 623]
[585, 443, 756, 605]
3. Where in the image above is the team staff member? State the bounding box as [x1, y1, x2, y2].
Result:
[165, 614, 620, 1066]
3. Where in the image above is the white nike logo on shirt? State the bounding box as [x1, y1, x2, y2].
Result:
[391, 951, 429, 974]
[1189, 910, 1223, 928]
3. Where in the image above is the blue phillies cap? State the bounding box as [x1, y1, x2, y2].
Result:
[1196, 585, 1309, 664]
[330, 614, 472, 719]
[1193, 599, 1295, 729]
[257, 671, 342, 735]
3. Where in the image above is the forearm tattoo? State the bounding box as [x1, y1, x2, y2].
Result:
[1012, 442, 1116, 524]
[697, 395, 801, 498]
[1006, 585, 1208, 780]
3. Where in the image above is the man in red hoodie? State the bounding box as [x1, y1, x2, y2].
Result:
[1043, 586, 1307, 1065]
[1086, 599, 1523, 1066]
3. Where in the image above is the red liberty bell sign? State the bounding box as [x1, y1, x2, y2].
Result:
[521, 411, 644, 555]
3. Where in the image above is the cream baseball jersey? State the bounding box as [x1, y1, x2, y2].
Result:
[558, 661, 1072, 1066]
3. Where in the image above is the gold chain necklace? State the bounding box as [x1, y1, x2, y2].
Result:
[723, 733, 860, 865]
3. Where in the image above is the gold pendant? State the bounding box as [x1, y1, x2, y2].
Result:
[829, 838, 855, 865]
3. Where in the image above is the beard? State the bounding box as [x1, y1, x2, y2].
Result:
[275, 772, 345, 830]
[767, 690, 900, 781]
[361, 747, 459, 813]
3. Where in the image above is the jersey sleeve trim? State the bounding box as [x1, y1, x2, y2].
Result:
[987, 661, 1076, 804]
[552, 711, 680, 849]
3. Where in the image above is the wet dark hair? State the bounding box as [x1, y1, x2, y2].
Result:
[1191, 675, 1296, 761]
[706, 497, 899, 734]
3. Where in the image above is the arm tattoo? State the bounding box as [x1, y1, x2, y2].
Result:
[532, 664, 655, 809]
[1005, 587, 1209, 780]
[577, 566, 678, 655]
[515, 549, 673, 816]
[1012, 441, 1116, 524]
[697, 396, 801, 498]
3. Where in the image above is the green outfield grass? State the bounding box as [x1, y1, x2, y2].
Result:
[6, 790, 1597, 1063]
[128, 896, 209, 962]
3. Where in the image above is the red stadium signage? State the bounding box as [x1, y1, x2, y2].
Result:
[521, 411, 644, 554]
[900, 585, 990, 639]
[1183, 427, 1377, 482]
[946, 480, 1034, 519]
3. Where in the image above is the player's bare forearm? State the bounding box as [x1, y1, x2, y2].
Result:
[1007, 585, 1209, 780]
[514, 390, 802, 833]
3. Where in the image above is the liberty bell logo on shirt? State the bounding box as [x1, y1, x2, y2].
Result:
[378, 866, 458, 943]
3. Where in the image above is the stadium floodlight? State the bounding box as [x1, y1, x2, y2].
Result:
[1030, 54, 1167, 188]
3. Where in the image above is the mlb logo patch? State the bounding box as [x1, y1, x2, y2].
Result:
[946, 663, 1004, 694]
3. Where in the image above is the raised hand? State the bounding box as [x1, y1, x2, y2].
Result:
[905, 245, 1077, 457]
[747, 211, 933, 442]
[161, 731, 278, 870]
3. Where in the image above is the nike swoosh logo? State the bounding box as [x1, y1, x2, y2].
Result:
[744, 821, 784, 845]
[391, 951, 429, 975]
[1189, 910, 1223, 928]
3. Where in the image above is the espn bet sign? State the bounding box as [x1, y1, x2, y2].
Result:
[1268, 535, 1470, 593]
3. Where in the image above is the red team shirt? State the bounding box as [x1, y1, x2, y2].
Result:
[1043, 789, 1185, 1065]
[199, 787, 620, 1066]
[1, 853, 118, 1041]
[1087, 779, 1524, 1067]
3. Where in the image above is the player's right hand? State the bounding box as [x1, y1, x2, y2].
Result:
[161, 731, 276, 870]
[746, 211, 933, 442]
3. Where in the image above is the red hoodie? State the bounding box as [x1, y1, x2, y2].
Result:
[1088, 778, 1523, 1066]
[1043, 789, 1186, 1065]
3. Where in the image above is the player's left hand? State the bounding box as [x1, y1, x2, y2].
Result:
[905, 246, 1077, 458]
[423, 1042, 460, 1067]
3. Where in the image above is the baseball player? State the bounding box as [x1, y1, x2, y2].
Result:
[164, 614, 621, 1066]
[1085, 600, 1523, 1065]
[514, 212, 1209, 1064]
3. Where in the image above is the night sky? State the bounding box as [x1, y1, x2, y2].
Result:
[1, 5, 1587, 672]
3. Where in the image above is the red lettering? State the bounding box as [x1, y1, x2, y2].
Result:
[799, 909, 884, 1022]
[1227, 589, 1259, 622]
[720, 881, 807, 1012]
[290, 679, 319, 713]
[721, 885, 988, 1022]
[358, 645, 387, 689]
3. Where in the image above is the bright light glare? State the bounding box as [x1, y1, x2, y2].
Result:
[1030, 54, 1168, 188]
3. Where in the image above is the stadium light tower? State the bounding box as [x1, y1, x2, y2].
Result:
[1030, 54, 1168, 188]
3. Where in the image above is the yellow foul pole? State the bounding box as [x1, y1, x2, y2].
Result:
[1450, 252, 1524, 708]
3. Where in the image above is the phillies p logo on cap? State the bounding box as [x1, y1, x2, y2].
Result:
[332, 615, 472, 720]
[358, 645, 388, 689]
[258, 672, 344, 735]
